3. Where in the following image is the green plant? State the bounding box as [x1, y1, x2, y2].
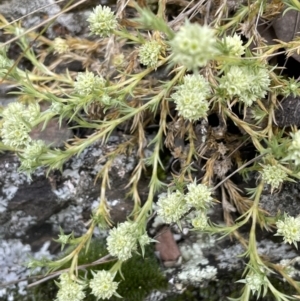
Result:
[2, 0, 300, 300]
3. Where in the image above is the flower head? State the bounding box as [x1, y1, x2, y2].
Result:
[285, 77, 300, 97]
[89, 270, 120, 300]
[171, 74, 211, 121]
[1, 102, 36, 148]
[169, 20, 218, 70]
[222, 34, 245, 57]
[185, 181, 213, 210]
[245, 272, 267, 294]
[50, 102, 64, 114]
[138, 233, 152, 247]
[23, 103, 41, 124]
[1, 118, 32, 148]
[55, 273, 85, 301]
[106, 221, 139, 261]
[219, 65, 270, 106]
[138, 40, 162, 67]
[88, 5, 118, 37]
[23, 140, 45, 159]
[191, 211, 208, 230]
[156, 190, 188, 223]
[275, 214, 300, 247]
[53, 37, 69, 54]
[99, 94, 113, 107]
[260, 164, 288, 190]
[74, 71, 106, 95]
[287, 130, 300, 165]
[19, 140, 47, 173]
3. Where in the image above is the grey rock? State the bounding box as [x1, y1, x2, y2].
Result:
[273, 9, 300, 62]
[275, 95, 300, 127]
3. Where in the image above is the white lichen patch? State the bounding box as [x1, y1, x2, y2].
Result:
[0, 239, 52, 300]
[177, 265, 217, 284]
[8, 210, 37, 237]
[216, 239, 298, 271]
[176, 234, 217, 285]
[48, 205, 85, 234]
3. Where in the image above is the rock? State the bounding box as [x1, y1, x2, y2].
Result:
[275, 95, 300, 127]
[273, 9, 300, 62]
[155, 226, 182, 267]
[0, 133, 138, 299]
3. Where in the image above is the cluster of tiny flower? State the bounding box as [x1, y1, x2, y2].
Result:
[191, 211, 208, 230]
[87, 5, 118, 37]
[55, 273, 86, 301]
[169, 20, 218, 70]
[275, 214, 300, 247]
[106, 221, 151, 261]
[219, 65, 270, 106]
[260, 164, 288, 190]
[244, 272, 267, 295]
[287, 130, 300, 165]
[89, 270, 120, 300]
[53, 37, 69, 54]
[138, 40, 162, 67]
[156, 190, 188, 224]
[157, 181, 213, 230]
[1, 102, 46, 173]
[73, 71, 114, 108]
[185, 181, 213, 210]
[221, 33, 245, 57]
[74, 71, 106, 96]
[171, 74, 211, 121]
[19, 140, 46, 172]
[284, 77, 300, 97]
[1, 102, 36, 148]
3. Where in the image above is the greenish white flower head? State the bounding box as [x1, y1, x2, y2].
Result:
[260, 164, 288, 190]
[2, 102, 24, 119]
[74, 71, 106, 95]
[245, 272, 267, 294]
[106, 221, 139, 261]
[50, 102, 64, 114]
[191, 211, 208, 230]
[169, 20, 218, 70]
[138, 233, 152, 247]
[22, 140, 45, 159]
[100, 94, 113, 107]
[88, 5, 118, 37]
[23, 103, 41, 124]
[89, 270, 119, 300]
[156, 190, 188, 223]
[171, 74, 211, 121]
[53, 37, 69, 54]
[287, 130, 300, 165]
[276, 214, 300, 246]
[219, 65, 270, 106]
[138, 40, 162, 67]
[1, 102, 40, 149]
[19, 140, 46, 173]
[282, 77, 300, 97]
[1, 119, 31, 148]
[222, 33, 245, 57]
[185, 181, 213, 210]
[55, 273, 86, 301]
